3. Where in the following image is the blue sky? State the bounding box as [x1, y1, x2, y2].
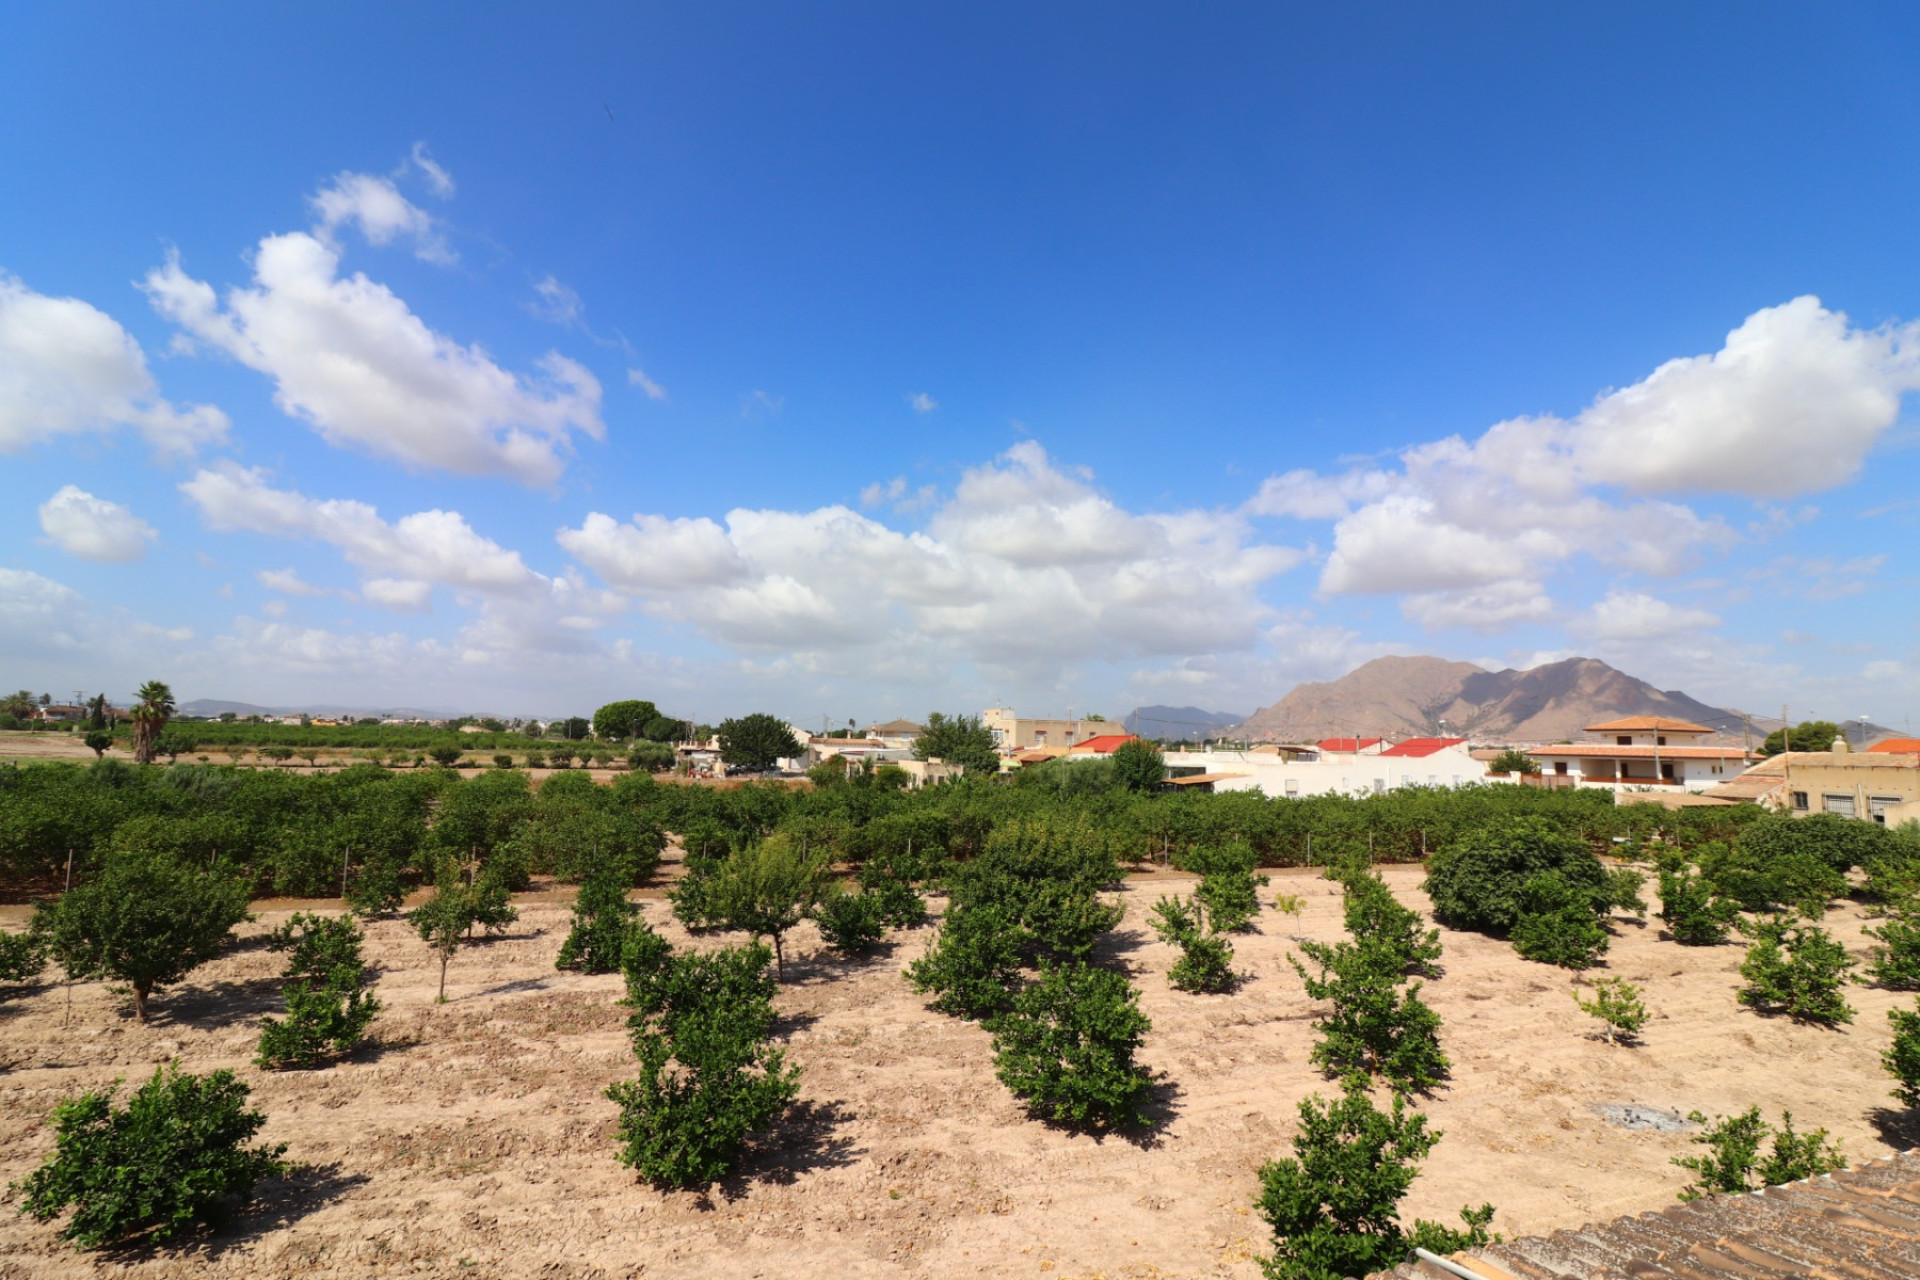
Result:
[3, 4, 1918, 728]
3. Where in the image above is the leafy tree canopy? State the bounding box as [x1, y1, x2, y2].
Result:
[1760, 720, 1840, 757]
[1111, 738, 1166, 792]
[717, 714, 801, 771]
[593, 700, 662, 742]
[913, 711, 999, 774]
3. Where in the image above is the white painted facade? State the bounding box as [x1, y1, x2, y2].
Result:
[1162, 743, 1491, 798]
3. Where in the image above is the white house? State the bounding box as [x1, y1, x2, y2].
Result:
[1162, 737, 1490, 798]
[1526, 717, 1753, 794]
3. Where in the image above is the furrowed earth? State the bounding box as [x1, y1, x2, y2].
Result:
[0, 856, 1909, 1278]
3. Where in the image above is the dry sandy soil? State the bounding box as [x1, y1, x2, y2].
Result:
[0, 859, 1913, 1279]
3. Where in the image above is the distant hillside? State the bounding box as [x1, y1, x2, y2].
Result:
[1123, 705, 1245, 743]
[1233, 656, 1755, 744]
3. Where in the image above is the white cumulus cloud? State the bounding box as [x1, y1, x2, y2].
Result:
[0, 274, 228, 456]
[311, 171, 453, 264]
[37, 486, 157, 562]
[562, 442, 1306, 677]
[1577, 590, 1722, 641]
[143, 229, 603, 486]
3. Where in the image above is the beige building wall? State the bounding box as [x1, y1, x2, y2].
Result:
[1774, 748, 1920, 825]
[982, 707, 1112, 752]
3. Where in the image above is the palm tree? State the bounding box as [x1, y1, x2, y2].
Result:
[1, 690, 35, 719]
[131, 680, 176, 765]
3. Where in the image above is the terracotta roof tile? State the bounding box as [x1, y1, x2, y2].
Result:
[1584, 716, 1716, 733]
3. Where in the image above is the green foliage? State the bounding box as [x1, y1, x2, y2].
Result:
[699, 835, 831, 979]
[912, 711, 1000, 774]
[1571, 976, 1648, 1044]
[1423, 816, 1603, 936]
[1110, 738, 1165, 792]
[811, 883, 889, 955]
[11, 1064, 288, 1248]
[1510, 873, 1611, 969]
[1255, 1078, 1494, 1280]
[1700, 819, 1849, 914]
[1886, 1001, 1920, 1109]
[605, 942, 799, 1188]
[1737, 918, 1856, 1025]
[1337, 871, 1441, 978]
[1658, 860, 1741, 944]
[1760, 720, 1839, 757]
[129, 679, 175, 766]
[1150, 894, 1236, 993]
[427, 744, 464, 768]
[1488, 748, 1539, 775]
[906, 902, 1024, 1019]
[407, 857, 519, 1001]
[83, 730, 113, 759]
[1186, 840, 1272, 933]
[716, 713, 802, 772]
[991, 961, 1154, 1131]
[256, 915, 381, 1069]
[1865, 907, 1920, 991]
[593, 699, 662, 742]
[0, 928, 45, 986]
[556, 855, 640, 974]
[35, 846, 251, 1023]
[1291, 936, 1448, 1093]
[1673, 1107, 1845, 1199]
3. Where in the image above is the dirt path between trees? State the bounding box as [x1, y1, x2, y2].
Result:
[0, 863, 1911, 1278]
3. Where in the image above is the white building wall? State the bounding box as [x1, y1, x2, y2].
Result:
[1163, 745, 1491, 799]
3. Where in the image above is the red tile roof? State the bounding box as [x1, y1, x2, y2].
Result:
[1378, 737, 1466, 758]
[1067, 733, 1138, 755]
[1317, 737, 1384, 752]
[1868, 738, 1920, 753]
[1583, 715, 1713, 733]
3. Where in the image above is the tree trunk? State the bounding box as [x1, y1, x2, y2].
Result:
[132, 981, 151, 1024]
[438, 952, 450, 1003]
[772, 932, 785, 983]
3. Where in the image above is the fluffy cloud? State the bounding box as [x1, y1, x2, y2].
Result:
[908, 392, 937, 413]
[182, 462, 546, 600]
[562, 442, 1305, 678]
[256, 567, 331, 597]
[0, 274, 228, 456]
[143, 227, 603, 485]
[1255, 297, 1906, 629]
[311, 172, 453, 264]
[1577, 590, 1722, 641]
[37, 486, 157, 562]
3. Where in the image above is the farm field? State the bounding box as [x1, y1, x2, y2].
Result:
[0, 858, 1910, 1279]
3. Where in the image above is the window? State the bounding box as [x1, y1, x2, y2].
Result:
[1870, 797, 1902, 826]
[1791, 791, 1808, 811]
[1285, 779, 1300, 796]
[1372, 778, 1386, 794]
[1617, 736, 1632, 746]
[1657, 735, 1667, 746]
[1824, 794, 1856, 818]
[1554, 761, 1569, 775]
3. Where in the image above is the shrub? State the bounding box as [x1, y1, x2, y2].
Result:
[857, 862, 929, 929]
[1572, 976, 1648, 1045]
[1339, 871, 1441, 978]
[906, 902, 1023, 1020]
[1150, 895, 1235, 994]
[1196, 868, 1265, 933]
[812, 884, 888, 955]
[1510, 873, 1611, 969]
[1673, 1107, 1845, 1200]
[1887, 1001, 1920, 1109]
[11, 1064, 288, 1248]
[1864, 907, 1920, 991]
[991, 961, 1154, 1131]
[344, 853, 409, 918]
[605, 942, 799, 1188]
[1697, 836, 1845, 916]
[701, 836, 831, 980]
[0, 928, 45, 986]
[1737, 918, 1856, 1025]
[1255, 1078, 1495, 1280]
[1658, 861, 1741, 945]
[493, 754, 514, 769]
[1424, 817, 1603, 936]
[407, 857, 519, 1001]
[1291, 937, 1448, 1093]
[255, 913, 380, 1070]
[34, 846, 252, 1023]
[556, 857, 639, 974]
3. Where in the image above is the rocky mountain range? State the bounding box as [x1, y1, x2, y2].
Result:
[1230, 655, 1763, 745]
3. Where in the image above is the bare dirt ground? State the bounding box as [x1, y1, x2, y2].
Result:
[0, 861, 1912, 1279]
